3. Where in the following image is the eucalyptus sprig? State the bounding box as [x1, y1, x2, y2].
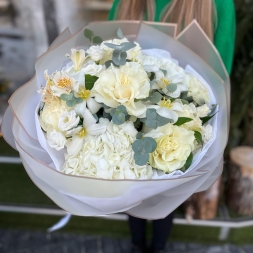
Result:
[104, 42, 136, 68]
[60, 91, 82, 107]
[84, 29, 103, 45]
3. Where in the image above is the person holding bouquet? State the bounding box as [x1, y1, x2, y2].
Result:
[109, 0, 235, 252]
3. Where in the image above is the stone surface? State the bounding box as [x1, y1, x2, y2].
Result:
[0, 228, 251, 253]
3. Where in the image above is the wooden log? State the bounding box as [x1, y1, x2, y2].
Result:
[227, 146, 253, 215]
[184, 176, 222, 220]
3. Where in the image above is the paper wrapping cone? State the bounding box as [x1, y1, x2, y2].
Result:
[1, 21, 230, 219]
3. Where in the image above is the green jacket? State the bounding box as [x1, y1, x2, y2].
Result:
[109, 0, 236, 74]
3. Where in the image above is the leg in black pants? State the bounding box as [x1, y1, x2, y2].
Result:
[128, 212, 174, 253]
[128, 215, 147, 252]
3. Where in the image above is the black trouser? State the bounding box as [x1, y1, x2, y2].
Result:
[128, 212, 174, 251]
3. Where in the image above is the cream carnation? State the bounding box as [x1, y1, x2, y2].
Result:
[92, 62, 150, 117]
[62, 120, 153, 179]
[147, 124, 195, 173]
[87, 45, 105, 62]
[39, 99, 69, 132]
[185, 73, 209, 105]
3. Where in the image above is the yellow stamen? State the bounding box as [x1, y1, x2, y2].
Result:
[56, 78, 72, 89]
[160, 97, 173, 109]
[120, 74, 131, 86]
[77, 128, 88, 138]
[161, 78, 170, 86]
[77, 88, 91, 100]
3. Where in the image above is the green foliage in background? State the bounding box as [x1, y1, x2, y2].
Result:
[228, 0, 253, 152]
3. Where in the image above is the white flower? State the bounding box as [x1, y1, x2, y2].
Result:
[87, 45, 105, 62]
[196, 104, 210, 118]
[39, 99, 69, 132]
[47, 129, 66, 150]
[66, 109, 106, 156]
[202, 124, 213, 142]
[82, 62, 104, 76]
[146, 124, 195, 173]
[153, 65, 187, 98]
[92, 62, 150, 117]
[177, 103, 202, 132]
[51, 71, 78, 97]
[62, 120, 153, 179]
[66, 49, 89, 72]
[184, 73, 210, 105]
[58, 110, 80, 131]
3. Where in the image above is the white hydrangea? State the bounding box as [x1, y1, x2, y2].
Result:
[202, 124, 213, 143]
[62, 120, 153, 179]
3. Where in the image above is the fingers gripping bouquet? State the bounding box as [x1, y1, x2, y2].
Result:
[2, 21, 229, 219]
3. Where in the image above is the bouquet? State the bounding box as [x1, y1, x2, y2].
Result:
[1, 21, 229, 219]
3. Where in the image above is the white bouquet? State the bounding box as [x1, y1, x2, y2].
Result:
[1, 21, 229, 219]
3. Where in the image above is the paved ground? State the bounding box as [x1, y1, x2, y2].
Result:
[0, 229, 253, 253]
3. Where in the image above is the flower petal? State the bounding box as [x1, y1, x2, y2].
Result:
[157, 108, 178, 123]
[87, 98, 102, 114]
[83, 109, 96, 128]
[66, 136, 83, 156]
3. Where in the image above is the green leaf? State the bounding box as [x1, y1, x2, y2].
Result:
[143, 137, 157, 153]
[160, 69, 167, 75]
[85, 74, 99, 90]
[167, 83, 177, 93]
[150, 92, 162, 104]
[200, 112, 217, 124]
[60, 93, 69, 101]
[157, 115, 173, 126]
[194, 131, 203, 147]
[112, 113, 125, 125]
[184, 152, 193, 171]
[120, 42, 136, 52]
[117, 28, 124, 39]
[174, 117, 193, 126]
[93, 36, 103, 44]
[104, 43, 122, 50]
[105, 60, 114, 68]
[117, 105, 128, 115]
[136, 132, 143, 139]
[84, 29, 94, 39]
[132, 139, 144, 154]
[75, 97, 83, 104]
[112, 50, 127, 66]
[146, 109, 157, 119]
[66, 99, 76, 107]
[134, 153, 149, 166]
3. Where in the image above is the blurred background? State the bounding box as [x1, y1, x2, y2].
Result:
[0, 0, 253, 252]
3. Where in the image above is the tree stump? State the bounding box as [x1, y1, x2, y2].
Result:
[184, 176, 222, 220]
[227, 146, 253, 215]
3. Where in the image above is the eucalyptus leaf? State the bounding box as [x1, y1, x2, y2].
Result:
[104, 43, 122, 50]
[157, 115, 173, 126]
[194, 131, 203, 148]
[60, 93, 69, 101]
[134, 153, 149, 166]
[167, 83, 177, 93]
[150, 92, 162, 103]
[143, 137, 157, 153]
[160, 69, 167, 75]
[117, 28, 124, 39]
[93, 114, 98, 122]
[85, 74, 99, 90]
[136, 132, 143, 139]
[66, 99, 76, 107]
[105, 60, 114, 68]
[132, 139, 144, 154]
[84, 29, 94, 39]
[75, 97, 83, 104]
[174, 117, 193, 126]
[93, 36, 103, 44]
[120, 42, 136, 52]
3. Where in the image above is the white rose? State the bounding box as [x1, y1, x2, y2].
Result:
[147, 124, 195, 173]
[82, 62, 104, 76]
[58, 110, 80, 131]
[87, 45, 105, 62]
[185, 73, 210, 105]
[47, 129, 66, 150]
[93, 62, 150, 117]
